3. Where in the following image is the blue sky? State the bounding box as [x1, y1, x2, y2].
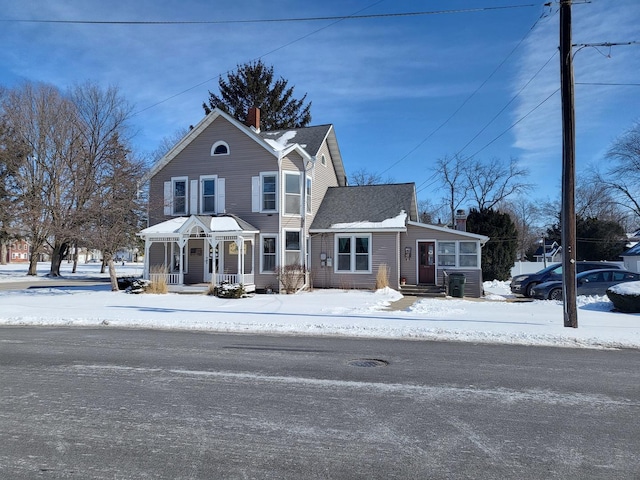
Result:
[1, 1, 638, 207]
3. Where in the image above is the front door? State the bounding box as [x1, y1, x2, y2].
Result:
[418, 242, 436, 284]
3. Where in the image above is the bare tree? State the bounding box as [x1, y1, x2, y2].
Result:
[348, 168, 394, 186]
[465, 157, 531, 212]
[434, 154, 469, 226]
[1, 83, 78, 275]
[499, 197, 541, 260]
[417, 198, 448, 225]
[595, 123, 640, 226]
[85, 135, 145, 290]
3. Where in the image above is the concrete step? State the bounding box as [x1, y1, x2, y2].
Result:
[399, 285, 447, 297]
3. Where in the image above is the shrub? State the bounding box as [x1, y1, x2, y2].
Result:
[606, 283, 640, 313]
[375, 264, 389, 289]
[276, 264, 306, 294]
[124, 278, 152, 294]
[210, 282, 246, 298]
[147, 265, 168, 294]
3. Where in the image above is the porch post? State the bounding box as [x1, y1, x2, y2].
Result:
[178, 237, 187, 285]
[237, 236, 244, 284]
[207, 237, 218, 284]
[143, 238, 151, 279]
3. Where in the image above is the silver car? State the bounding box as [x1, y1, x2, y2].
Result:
[530, 269, 640, 300]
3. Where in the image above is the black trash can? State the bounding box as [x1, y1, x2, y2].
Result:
[448, 273, 466, 298]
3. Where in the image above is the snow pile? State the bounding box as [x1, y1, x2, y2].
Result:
[1, 263, 639, 349]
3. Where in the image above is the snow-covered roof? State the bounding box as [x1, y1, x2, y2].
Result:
[330, 212, 407, 231]
[139, 215, 258, 237]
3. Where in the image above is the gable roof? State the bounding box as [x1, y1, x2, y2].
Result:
[144, 108, 347, 186]
[259, 124, 347, 186]
[139, 214, 258, 238]
[310, 183, 418, 232]
[622, 242, 640, 257]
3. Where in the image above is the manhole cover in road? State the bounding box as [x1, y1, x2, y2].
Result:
[347, 358, 389, 368]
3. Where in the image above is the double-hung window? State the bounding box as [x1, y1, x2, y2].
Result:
[261, 235, 277, 273]
[285, 231, 301, 265]
[306, 177, 312, 214]
[284, 172, 301, 215]
[200, 176, 216, 214]
[172, 177, 187, 215]
[336, 234, 371, 273]
[262, 174, 276, 211]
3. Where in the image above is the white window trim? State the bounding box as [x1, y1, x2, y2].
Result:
[211, 140, 229, 156]
[260, 171, 278, 213]
[260, 233, 279, 274]
[172, 176, 188, 216]
[283, 171, 302, 217]
[436, 240, 481, 268]
[283, 229, 302, 266]
[320, 154, 327, 166]
[199, 175, 218, 214]
[334, 233, 372, 274]
[306, 176, 312, 214]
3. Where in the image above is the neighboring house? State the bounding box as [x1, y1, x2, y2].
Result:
[533, 239, 562, 263]
[6, 239, 30, 263]
[621, 243, 640, 273]
[138, 107, 489, 297]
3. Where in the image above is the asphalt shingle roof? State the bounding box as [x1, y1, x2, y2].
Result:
[258, 125, 332, 156]
[310, 183, 417, 230]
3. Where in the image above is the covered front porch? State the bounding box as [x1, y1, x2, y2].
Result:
[138, 215, 259, 292]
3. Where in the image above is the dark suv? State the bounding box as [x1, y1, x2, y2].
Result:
[510, 262, 624, 297]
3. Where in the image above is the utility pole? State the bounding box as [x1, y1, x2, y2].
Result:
[560, 0, 578, 328]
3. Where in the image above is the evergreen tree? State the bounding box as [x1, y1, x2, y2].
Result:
[466, 208, 518, 281]
[202, 60, 312, 130]
[546, 215, 626, 261]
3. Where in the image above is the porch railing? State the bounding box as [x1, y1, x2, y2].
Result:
[150, 272, 180, 285]
[215, 273, 254, 285]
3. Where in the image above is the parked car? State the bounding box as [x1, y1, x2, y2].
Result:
[510, 262, 624, 297]
[530, 268, 640, 300]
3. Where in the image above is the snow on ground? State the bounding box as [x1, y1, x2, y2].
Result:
[1, 263, 639, 350]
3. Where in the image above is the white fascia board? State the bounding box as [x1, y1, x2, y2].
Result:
[407, 220, 490, 242]
[309, 227, 406, 234]
[144, 108, 279, 183]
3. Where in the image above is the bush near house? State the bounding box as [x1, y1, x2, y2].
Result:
[276, 264, 306, 293]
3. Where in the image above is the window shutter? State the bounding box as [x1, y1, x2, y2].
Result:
[189, 180, 198, 215]
[251, 176, 260, 212]
[218, 178, 225, 213]
[163, 181, 172, 215]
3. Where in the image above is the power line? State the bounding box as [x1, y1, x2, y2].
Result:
[377, 4, 555, 179]
[2, 5, 538, 25]
[134, 1, 386, 115]
[466, 88, 560, 159]
[576, 82, 640, 86]
[455, 50, 558, 157]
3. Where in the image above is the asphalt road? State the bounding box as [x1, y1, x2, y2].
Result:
[0, 327, 638, 479]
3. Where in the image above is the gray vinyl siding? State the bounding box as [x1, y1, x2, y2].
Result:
[310, 232, 398, 290]
[146, 115, 344, 291]
[401, 223, 484, 297]
[149, 115, 279, 232]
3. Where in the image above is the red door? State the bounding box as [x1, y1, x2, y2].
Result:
[418, 242, 436, 284]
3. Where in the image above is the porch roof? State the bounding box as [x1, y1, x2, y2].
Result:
[139, 214, 259, 238]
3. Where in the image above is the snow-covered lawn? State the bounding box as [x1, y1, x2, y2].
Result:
[1, 263, 639, 350]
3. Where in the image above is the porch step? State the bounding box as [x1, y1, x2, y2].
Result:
[399, 284, 447, 297]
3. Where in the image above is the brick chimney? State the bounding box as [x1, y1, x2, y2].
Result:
[246, 107, 260, 132]
[454, 209, 467, 232]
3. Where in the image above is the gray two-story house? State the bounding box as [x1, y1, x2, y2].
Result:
[139, 107, 489, 296]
